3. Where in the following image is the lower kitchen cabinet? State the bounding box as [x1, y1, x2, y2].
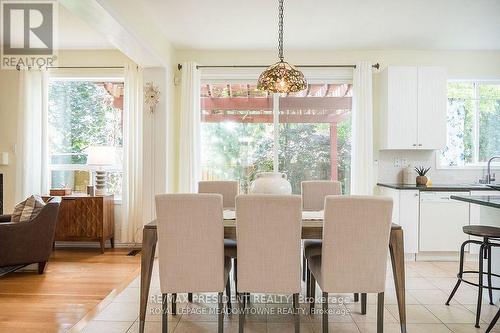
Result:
[379, 187, 419, 253]
[419, 192, 470, 252]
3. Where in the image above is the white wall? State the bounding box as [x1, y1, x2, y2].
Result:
[172, 49, 500, 188]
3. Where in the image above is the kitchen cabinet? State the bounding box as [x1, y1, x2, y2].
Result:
[419, 192, 470, 252]
[379, 66, 447, 150]
[379, 187, 419, 253]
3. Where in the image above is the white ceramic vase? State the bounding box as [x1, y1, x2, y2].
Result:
[249, 172, 292, 194]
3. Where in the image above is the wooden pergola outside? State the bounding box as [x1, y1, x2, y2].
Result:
[200, 83, 352, 181]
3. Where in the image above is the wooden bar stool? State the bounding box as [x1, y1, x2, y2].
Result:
[445, 225, 500, 332]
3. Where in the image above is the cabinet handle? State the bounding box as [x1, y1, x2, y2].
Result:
[418, 143, 422, 147]
[412, 144, 417, 147]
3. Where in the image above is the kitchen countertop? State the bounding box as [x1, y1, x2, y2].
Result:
[450, 195, 500, 209]
[377, 182, 497, 191]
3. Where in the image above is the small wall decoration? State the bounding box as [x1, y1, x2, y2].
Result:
[144, 82, 160, 114]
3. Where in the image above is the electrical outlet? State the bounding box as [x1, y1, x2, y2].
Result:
[394, 157, 401, 167]
[401, 158, 409, 167]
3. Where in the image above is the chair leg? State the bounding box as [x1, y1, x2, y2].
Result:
[242, 293, 246, 309]
[218, 292, 224, 333]
[446, 280, 462, 306]
[234, 258, 238, 291]
[238, 293, 245, 333]
[485, 306, 500, 333]
[171, 293, 177, 316]
[377, 292, 384, 333]
[226, 276, 232, 311]
[322, 292, 328, 333]
[38, 261, 47, 274]
[361, 293, 367, 315]
[446, 239, 468, 305]
[486, 244, 494, 305]
[162, 293, 168, 333]
[302, 255, 306, 281]
[310, 273, 316, 314]
[476, 244, 486, 328]
[306, 265, 311, 299]
[354, 293, 359, 302]
[294, 293, 300, 333]
[188, 293, 193, 302]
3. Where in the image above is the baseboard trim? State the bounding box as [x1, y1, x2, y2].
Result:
[54, 241, 140, 249]
[415, 251, 478, 262]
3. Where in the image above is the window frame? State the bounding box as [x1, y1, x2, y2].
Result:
[437, 79, 500, 170]
[47, 74, 125, 195]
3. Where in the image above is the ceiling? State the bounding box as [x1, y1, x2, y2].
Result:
[58, 5, 113, 49]
[142, 0, 500, 50]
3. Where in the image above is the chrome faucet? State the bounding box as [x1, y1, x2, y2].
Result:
[481, 156, 500, 184]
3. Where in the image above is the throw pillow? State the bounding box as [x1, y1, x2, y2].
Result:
[11, 195, 46, 223]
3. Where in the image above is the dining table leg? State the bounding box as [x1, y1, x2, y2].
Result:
[389, 227, 407, 333]
[139, 227, 157, 333]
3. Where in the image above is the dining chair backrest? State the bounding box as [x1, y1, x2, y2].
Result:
[235, 194, 302, 294]
[198, 181, 239, 209]
[155, 193, 225, 293]
[301, 180, 342, 211]
[321, 195, 393, 293]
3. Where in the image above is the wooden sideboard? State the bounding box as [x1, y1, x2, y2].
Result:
[44, 195, 114, 253]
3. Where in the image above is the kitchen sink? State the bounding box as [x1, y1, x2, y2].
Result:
[488, 184, 500, 191]
[459, 183, 491, 188]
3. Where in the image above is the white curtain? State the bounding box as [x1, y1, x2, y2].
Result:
[15, 69, 49, 202]
[122, 63, 144, 243]
[178, 62, 201, 193]
[350, 61, 374, 195]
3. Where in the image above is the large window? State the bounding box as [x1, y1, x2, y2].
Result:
[48, 79, 124, 196]
[440, 81, 500, 167]
[200, 82, 352, 194]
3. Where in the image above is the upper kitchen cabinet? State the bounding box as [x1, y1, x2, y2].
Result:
[379, 66, 447, 150]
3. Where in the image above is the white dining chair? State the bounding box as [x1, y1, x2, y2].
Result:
[199, 180, 239, 209]
[155, 194, 232, 333]
[198, 180, 239, 306]
[300, 181, 349, 298]
[306, 196, 393, 333]
[301, 181, 342, 211]
[235, 194, 302, 333]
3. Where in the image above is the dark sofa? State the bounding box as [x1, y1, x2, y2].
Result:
[0, 197, 61, 274]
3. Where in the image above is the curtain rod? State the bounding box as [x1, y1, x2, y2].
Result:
[177, 63, 380, 70]
[16, 65, 125, 71]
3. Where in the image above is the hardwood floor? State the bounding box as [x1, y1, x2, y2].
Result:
[0, 249, 141, 333]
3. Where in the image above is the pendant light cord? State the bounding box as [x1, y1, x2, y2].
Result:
[278, 0, 284, 62]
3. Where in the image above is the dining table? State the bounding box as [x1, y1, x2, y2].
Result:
[139, 212, 407, 333]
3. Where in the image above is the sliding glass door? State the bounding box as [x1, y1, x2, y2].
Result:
[200, 82, 352, 194]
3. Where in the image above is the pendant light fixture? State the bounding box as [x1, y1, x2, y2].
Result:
[257, 0, 307, 93]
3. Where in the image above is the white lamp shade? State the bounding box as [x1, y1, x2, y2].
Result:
[86, 146, 117, 166]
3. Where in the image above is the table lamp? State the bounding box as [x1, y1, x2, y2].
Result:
[86, 146, 117, 196]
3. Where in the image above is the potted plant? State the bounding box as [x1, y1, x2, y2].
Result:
[414, 166, 431, 186]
